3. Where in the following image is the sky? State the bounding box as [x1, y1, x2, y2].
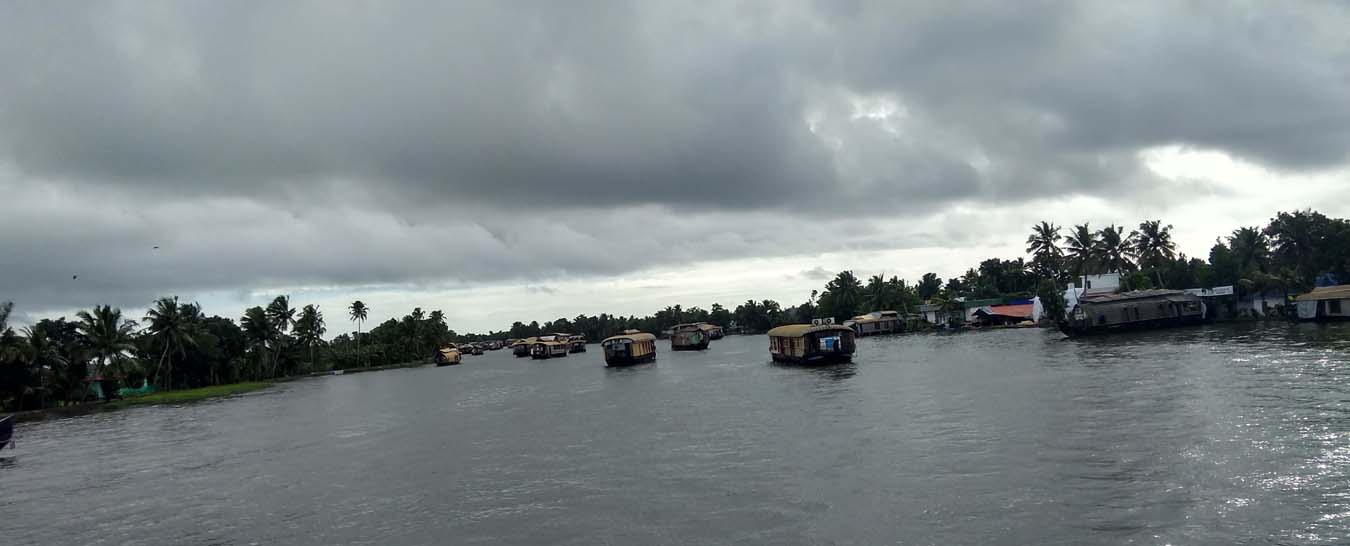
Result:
[2, 1, 1349, 334]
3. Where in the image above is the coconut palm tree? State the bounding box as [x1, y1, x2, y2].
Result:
[1095, 224, 1136, 274]
[1064, 223, 1099, 279]
[293, 304, 326, 372]
[819, 270, 864, 322]
[240, 306, 276, 380]
[265, 295, 296, 376]
[1132, 220, 1177, 286]
[143, 296, 197, 390]
[349, 300, 369, 367]
[75, 305, 138, 397]
[1228, 226, 1270, 274]
[22, 324, 68, 407]
[1026, 221, 1063, 261]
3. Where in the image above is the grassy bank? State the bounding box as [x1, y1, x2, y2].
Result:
[104, 382, 273, 410]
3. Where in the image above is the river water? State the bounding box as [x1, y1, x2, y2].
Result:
[4, 323, 1350, 545]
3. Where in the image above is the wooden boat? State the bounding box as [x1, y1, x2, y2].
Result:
[1059, 289, 1206, 336]
[511, 337, 536, 357]
[844, 310, 903, 336]
[434, 345, 462, 366]
[467, 343, 484, 356]
[670, 323, 711, 351]
[601, 330, 657, 366]
[1293, 285, 1350, 322]
[530, 335, 570, 359]
[568, 335, 587, 353]
[0, 414, 13, 452]
[767, 323, 856, 364]
[699, 323, 725, 340]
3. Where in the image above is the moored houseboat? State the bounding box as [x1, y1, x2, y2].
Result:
[569, 335, 587, 353]
[844, 310, 903, 336]
[601, 330, 658, 366]
[434, 345, 462, 366]
[767, 323, 856, 364]
[511, 337, 536, 357]
[0, 414, 13, 452]
[530, 335, 571, 359]
[670, 323, 711, 351]
[699, 323, 725, 340]
[1294, 285, 1350, 322]
[1059, 289, 1206, 336]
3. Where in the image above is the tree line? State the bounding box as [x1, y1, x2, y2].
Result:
[3, 209, 1347, 411]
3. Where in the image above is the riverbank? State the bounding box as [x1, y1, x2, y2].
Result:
[13, 382, 274, 423]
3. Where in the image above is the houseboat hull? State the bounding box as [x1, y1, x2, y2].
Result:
[604, 353, 656, 367]
[670, 340, 710, 351]
[513, 346, 530, 357]
[771, 352, 853, 365]
[1058, 315, 1207, 337]
[531, 347, 569, 360]
[569, 342, 587, 353]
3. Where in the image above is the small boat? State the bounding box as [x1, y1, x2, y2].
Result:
[434, 345, 463, 366]
[511, 337, 536, 357]
[1059, 289, 1206, 337]
[568, 335, 587, 353]
[601, 330, 657, 366]
[670, 323, 711, 351]
[531, 335, 570, 359]
[767, 323, 856, 364]
[0, 414, 13, 452]
[1293, 285, 1350, 322]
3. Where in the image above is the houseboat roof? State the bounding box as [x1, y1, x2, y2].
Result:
[849, 311, 901, 323]
[1295, 285, 1350, 302]
[767, 324, 855, 338]
[511, 337, 537, 346]
[696, 323, 722, 331]
[603, 332, 656, 343]
[973, 303, 1034, 319]
[438, 347, 460, 356]
[1080, 289, 1197, 304]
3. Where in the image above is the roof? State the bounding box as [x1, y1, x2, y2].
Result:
[671, 323, 705, 330]
[850, 311, 902, 323]
[1080, 289, 1196, 304]
[1295, 285, 1350, 302]
[767, 324, 855, 337]
[974, 303, 1034, 319]
[438, 347, 459, 356]
[603, 332, 656, 343]
[510, 337, 537, 346]
[697, 323, 723, 331]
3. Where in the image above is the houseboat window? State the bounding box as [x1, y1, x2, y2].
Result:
[1331, 300, 1343, 314]
[818, 335, 841, 352]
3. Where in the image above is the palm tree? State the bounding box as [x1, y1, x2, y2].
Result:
[1026, 221, 1063, 260]
[144, 296, 197, 390]
[819, 270, 864, 322]
[75, 305, 138, 397]
[293, 305, 326, 372]
[1064, 223, 1098, 279]
[265, 295, 296, 377]
[240, 306, 276, 380]
[22, 324, 68, 407]
[349, 300, 368, 367]
[1229, 226, 1270, 274]
[1132, 220, 1177, 286]
[1095, 224, 1136, 274]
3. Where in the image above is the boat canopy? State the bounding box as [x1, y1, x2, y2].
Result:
[602, 332, 656, 344]
[1080, 289, 1198, 304]
[1295, 285, 1350, 302]
[767, 324, 855, 338]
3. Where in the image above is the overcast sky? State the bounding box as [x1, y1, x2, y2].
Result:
[2, 1, 1349, 333]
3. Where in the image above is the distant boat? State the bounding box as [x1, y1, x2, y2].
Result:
[568, 335, 587, 353]
[601, 330, 657, 366]
[434, 345, 463, 367]
[670, 323, 711, 351]
[1293, 285, 1350, 322]
[0, 414, 13, 452]
[844, 310, 903, 336]
[531, 335, 571, 359]
[511, 338, 536, 357]
[699, 322, 725, 340]
[767, 323, 856, 364]
[1059, 289, 1207, 336]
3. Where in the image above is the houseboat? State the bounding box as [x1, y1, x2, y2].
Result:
[467, 343, 484, 356]
[511, 337, 536, 357]
[601, 330, 658, 366]
[699, 323, 725, 340]
[845, 310, 903, 336]
[767, 323, 856, 364]
[568, 335, 587, 353]
[434, 345, 462, 366]
[670, 323, 711, 351]
[530, 335, 571, 359]
[1059, 289, 1206, 337]
[0, 414, 13, 452]
[1294, 285, 1350, 322]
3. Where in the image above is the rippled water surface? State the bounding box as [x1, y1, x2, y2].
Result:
[5, 323, 1350, 545]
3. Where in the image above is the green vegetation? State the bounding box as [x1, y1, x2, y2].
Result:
[2, 208, 1348, 412]
[104, 382, 272, 410]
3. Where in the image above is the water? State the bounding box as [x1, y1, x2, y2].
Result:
[5, 323, 1350, 545]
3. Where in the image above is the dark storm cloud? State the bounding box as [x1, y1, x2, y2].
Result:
[2, 1, 1349, 316]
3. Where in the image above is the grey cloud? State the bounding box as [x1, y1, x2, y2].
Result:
[798, 267, 833, 280]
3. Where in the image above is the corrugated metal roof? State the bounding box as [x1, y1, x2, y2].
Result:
[974, 303, 1034, 318]
[1295, 285, 1350, 302]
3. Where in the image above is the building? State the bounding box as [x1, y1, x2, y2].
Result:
[970, 299, 1044, 326]
[844, 310, 902, 336]
[917, 303, 952, 326]
[1294, 285, 1350, 321]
